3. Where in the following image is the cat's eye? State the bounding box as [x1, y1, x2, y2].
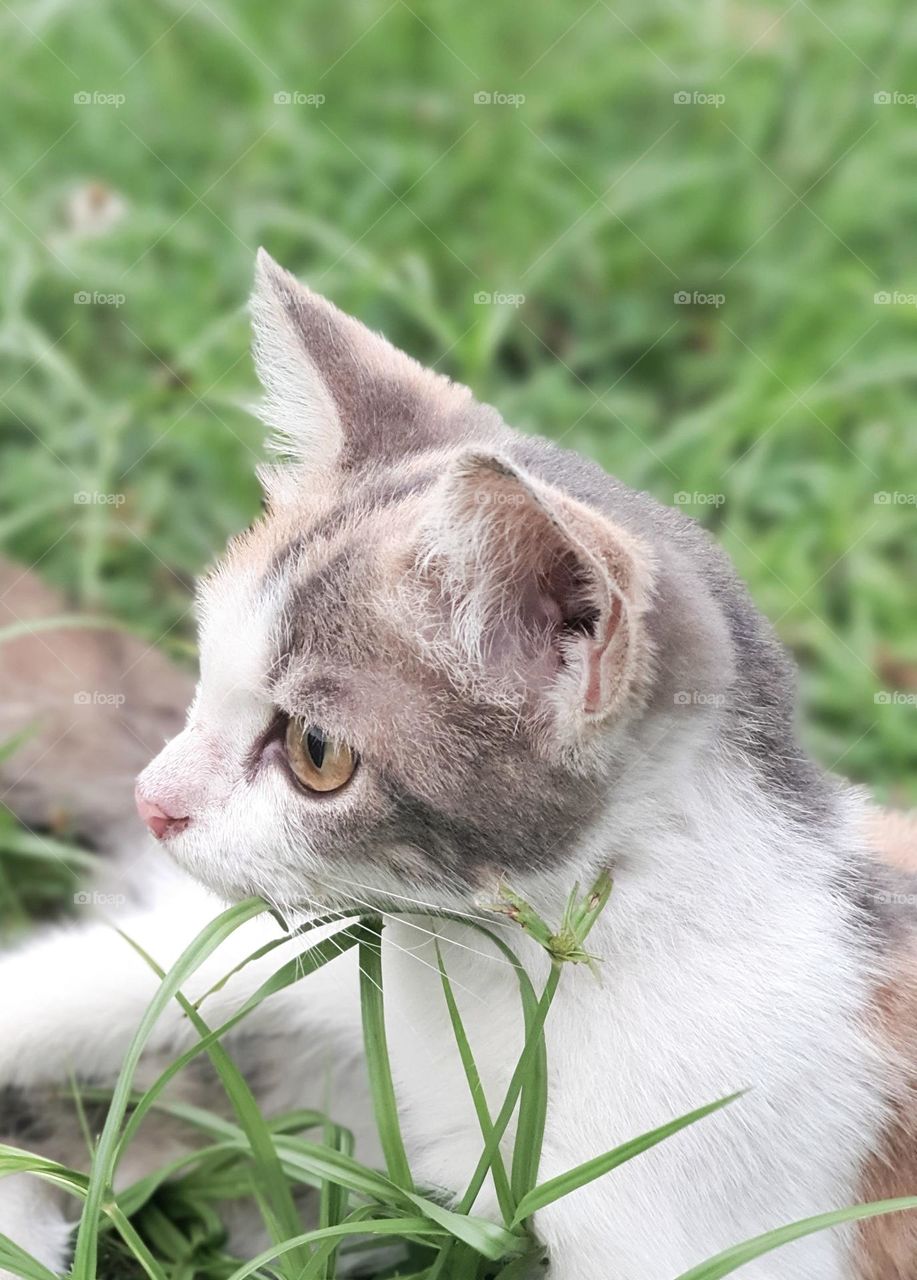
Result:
[284, 720, 356, 793]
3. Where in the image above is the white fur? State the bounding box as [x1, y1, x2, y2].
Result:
[251, 248, 343, 468]
[0, 1178, 75, 1280]
[377, 753, 890, 1279]
[0, 745, 891, 1279]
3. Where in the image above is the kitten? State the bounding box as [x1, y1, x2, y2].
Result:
[1, 249, 916, 1280]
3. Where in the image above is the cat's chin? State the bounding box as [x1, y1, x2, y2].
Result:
[171, 854, 350, 923]
[154, 837, 261, 908]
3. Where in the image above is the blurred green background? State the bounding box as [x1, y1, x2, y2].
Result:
[1, 0, 915, 802]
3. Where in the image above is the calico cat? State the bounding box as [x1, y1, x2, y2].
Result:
[0, 249, 916, 1279]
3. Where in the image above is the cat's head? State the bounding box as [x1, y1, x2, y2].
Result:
[135, 251, 757, 917]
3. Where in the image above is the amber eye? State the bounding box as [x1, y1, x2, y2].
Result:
[284, 720, 356, 793]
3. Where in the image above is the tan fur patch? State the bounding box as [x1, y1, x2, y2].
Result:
[856, 809, 917, 1278]
[871, 808, 917, 873]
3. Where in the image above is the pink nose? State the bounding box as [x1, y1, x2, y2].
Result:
[135, 787, 190, 840]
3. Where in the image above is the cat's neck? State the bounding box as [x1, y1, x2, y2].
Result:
[581, 745, 874, 965]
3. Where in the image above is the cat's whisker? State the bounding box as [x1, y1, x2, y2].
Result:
[318, 867, 519, 944]
[253, 877, 316, 986]
[315, 880, 492, 1004]
[319, 875, 524, 973]
[327, 870, 515, 933]
[381, 910, 524, 972]
[251, 875, 353, 989]
[297, 890, 436, 1038]
[296, 890, 362, 958]
[290, 888, 397, 1008]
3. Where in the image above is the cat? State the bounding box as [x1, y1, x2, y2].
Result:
[0, 248, 916, 1279]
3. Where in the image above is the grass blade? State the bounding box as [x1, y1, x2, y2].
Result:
[358, 919, 413, 1191]
[474, 929, 550, 1207]
[0, 1147, 89, 1198]
[429, 958, 560, 1280]
[192, 911, 345, 1007]
[673, 1197, 917, 1280]
[493, 1250, 548, 1279]
[103, 1206, 170, 1280]
[300, 1206, 379, 1280]
[116, 929, 309, 1278]
[434, 940, 514, 1223]
[316, 1105, 353, 1279]
[116, 923, 363, 1158]
[0, 1149, 165, 1280]
[512, 1092, 742, 1225]
[403, 1192, 523, 1261]
[0, 1234, 59, 1280]
[71, 896, 269, 1280]
[225, 1218, 450, 1280]
[459, 964, 561, 1215]
[112, 1089, 510, 1247]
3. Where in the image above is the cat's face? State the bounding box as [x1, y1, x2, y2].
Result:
[135, 251, 665, 916]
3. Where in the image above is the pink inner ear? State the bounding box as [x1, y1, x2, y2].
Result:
[582, 593, 623, 714]
[440, 455, 641, 714]
[484, 580, 564, 675]
[522, 579, 563, 634]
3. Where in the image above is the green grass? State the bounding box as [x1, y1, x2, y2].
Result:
[4, 884, 917, 1280]
[2, 0, 917, 1273]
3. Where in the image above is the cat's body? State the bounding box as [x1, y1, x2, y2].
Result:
[0, 252, 916, 1279]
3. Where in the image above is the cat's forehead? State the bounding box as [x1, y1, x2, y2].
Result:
[196, 461, 438, 706]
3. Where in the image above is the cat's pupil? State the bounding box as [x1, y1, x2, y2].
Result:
[306, 729, 326, 769]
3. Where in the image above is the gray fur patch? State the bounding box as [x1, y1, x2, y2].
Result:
[0, 1085, 51, 1144]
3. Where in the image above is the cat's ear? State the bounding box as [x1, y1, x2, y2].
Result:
[250, 249, 472, 474]
[250, 249, 343, 472]
[422, 451, 656, 735]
